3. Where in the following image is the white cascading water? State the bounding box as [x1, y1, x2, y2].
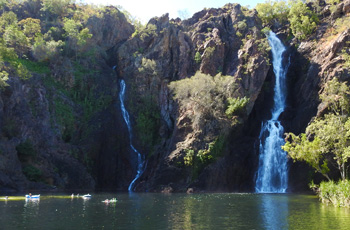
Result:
[255, 31, 289, 193]
[119, 79, 145, 192]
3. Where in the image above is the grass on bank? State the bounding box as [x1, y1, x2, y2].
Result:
[311, 180, 350, 207]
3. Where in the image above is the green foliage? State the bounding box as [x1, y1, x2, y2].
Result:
[23, 165, 42, 182]
[135, 96, 160, 150]
[256, 0, 289, 25]
[343, 50, 350, 69]
[0, 11, 17, 34]
[18, 59, 50, 74]
[77, 27, 92, 46]
[169, 72, 238, 127]
[0, 70, 8, 88]
[194, 51, 201, 64]
[3, 24, 29, 56]
[282, 133, 330, 180]
[16, 140, 37, 157]
[15, 62, 31, 80]
[261, 27, 271, 35]
[198, 136, 226, 164]
[63, 18, 92, 56]
[41, 0, 72, 17]
[317, 180, 350, 207]
[283, 78, 350, 181]
[203, 47, 215, 59]
[138, 57, 157, 75]
[139, 23, 157, 41]
[69, 63, 112, 125]
[183, 136, 226, 179]
[319, 77, 350, 116]
[237, 20, 247, 31]
[18, 18, 41, 43]
[184, 149, 195, 166]
[54, 98, 75, 142]
[32, 37, 64, 62]
[225, 97, 249, 118]
[0, 41, 30, 80]
[288, 1, 318, 40]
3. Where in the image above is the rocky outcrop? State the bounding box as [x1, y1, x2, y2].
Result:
[115, 4, 270, 192]
[3, 0, 349, 193]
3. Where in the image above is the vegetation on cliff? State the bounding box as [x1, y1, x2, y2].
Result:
[257, 0, 318, 40]
[0, 0, 134, 191]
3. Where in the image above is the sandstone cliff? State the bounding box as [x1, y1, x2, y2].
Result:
[1, 0, 349, 193]
[115, 4, 271, 192]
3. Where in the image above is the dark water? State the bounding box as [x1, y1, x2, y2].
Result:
[1, 193, 349, 229]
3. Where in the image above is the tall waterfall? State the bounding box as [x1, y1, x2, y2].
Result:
[255, 31, 289, 193]
[119, 79, 145, 192]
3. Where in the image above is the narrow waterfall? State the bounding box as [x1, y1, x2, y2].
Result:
[255, 31, 289, 193]
[119, 79, 145, 192]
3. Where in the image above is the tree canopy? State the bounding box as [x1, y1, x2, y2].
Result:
[283, 78, 350, 181]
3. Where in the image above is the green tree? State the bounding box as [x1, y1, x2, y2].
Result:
[256, 0, 289, 25]
[32, 37, 64, 62]
[319, 77, 350, 116]
[41, 0, 72, 18]
[283, 133, 330, 180]
[194, 51, 201, 64]
[18, 18, 42, 44]
[225, 97, 249, 118]
[0, 0, 7, 13]
[3, 24, 29, 56]
[169, 72, 239, 127]
[63, 18, 92, 58]
[0, 70, 8, 88]
[0, 39, 31, 80]
[0, 11, 18, 34]
[288, 0, 318, 40]
[283, 78, 350, 181]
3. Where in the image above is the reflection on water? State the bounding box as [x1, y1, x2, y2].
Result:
[260, 194, 289, 230]
[1, 193, 350, 229]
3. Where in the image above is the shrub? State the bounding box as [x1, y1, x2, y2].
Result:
[18, 59, 50, 74]
[288, 1, 318, 40]
[184, 149, 195, 166]
[169, 72, 237, 124]
[237, 20, 247, 31]
[225, 97, 249, 118]
[256, 0, 289, 25]
[194, 51, 201, 64]
[23, 165, 42, 182]
[135, 96, 160, 150]
[32, 38, 64, 62]
[317, 180, 350, 207]
[54, 98, 75, 142]
[16, 140, 36, 157]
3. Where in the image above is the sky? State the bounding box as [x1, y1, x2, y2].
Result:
[81, 0, 263, 23]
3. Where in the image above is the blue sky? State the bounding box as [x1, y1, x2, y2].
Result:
[81, 0, 264, 23]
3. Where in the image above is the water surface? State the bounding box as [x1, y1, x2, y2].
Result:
[0, 193, 349, 229]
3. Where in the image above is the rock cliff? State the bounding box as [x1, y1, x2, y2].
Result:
[1, 0, 349, 193]
[115, 4, 271, 192]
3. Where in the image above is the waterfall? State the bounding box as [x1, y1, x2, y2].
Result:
[119, 79, 145, 192]
[255, 31, 289, 193]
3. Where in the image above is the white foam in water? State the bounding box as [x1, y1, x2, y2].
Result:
[255, 31, 289, 193]
[119, 79, 145, 192]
